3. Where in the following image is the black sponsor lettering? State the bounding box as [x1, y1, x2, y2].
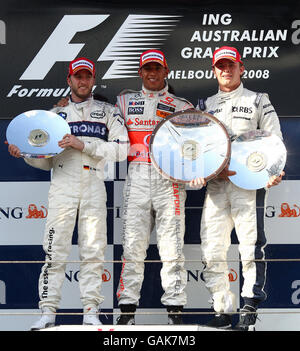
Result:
[232, 106, 253, 113]
[127, 107, 144, 115]
[156, 103, 175, 112]
[42, 227, 55, 299]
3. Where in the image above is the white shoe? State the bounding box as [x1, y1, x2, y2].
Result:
[83, 307, 102, 325]
[31, 308, 56, 330]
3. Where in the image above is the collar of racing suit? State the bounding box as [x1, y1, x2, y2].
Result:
[69, 96, 93, 110]
[216, 82, 243, 103]
[141, 81, 169, 98]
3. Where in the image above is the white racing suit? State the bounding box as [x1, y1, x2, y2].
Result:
[197, 83, 283, 312]
[25, 97, 128, 311]
[116, 84, 193, 307]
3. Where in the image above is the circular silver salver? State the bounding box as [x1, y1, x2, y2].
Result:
[149, 109, 231, 183]
[229, 130, 286, 190]
[6, 110, 71, 158]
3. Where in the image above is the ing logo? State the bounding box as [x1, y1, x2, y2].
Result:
[228, 269, 238, 282]
[26, 204, 48, 219]
[66, 269, 111, 282]
[102, 269, 111, 282]
[279, 203, 300, 217]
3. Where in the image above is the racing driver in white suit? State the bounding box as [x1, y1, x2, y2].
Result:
[116, 50, 193, 325]
[191, 46, 284, 330]
[8, 57, 129, 329]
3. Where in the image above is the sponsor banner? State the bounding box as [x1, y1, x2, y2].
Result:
[265, 180, 300, 244]
[0, 245, 113, 310]
[0, 180, 114, 246]
[0, 245, 44, 309]
[0, 182, 50, 245]
[263, 244, 300, 309]
[1, 3, 300, 117]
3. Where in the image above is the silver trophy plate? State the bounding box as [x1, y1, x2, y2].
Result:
[229, 130, 287, 190]
[6, 110, 71, 158]
[149, 110, 231, 183]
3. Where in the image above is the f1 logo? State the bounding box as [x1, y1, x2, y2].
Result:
[19, 14, 180, 81]
[20, 15, 109, 80]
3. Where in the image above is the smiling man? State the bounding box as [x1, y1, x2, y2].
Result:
[212, 51, 244, 92]
[138, 54, 169, 91]
[8, 57, 129, 330]
[193, 46, 284, 330]
[115, 49, 193, 325]
[67, 59, 95, 101]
